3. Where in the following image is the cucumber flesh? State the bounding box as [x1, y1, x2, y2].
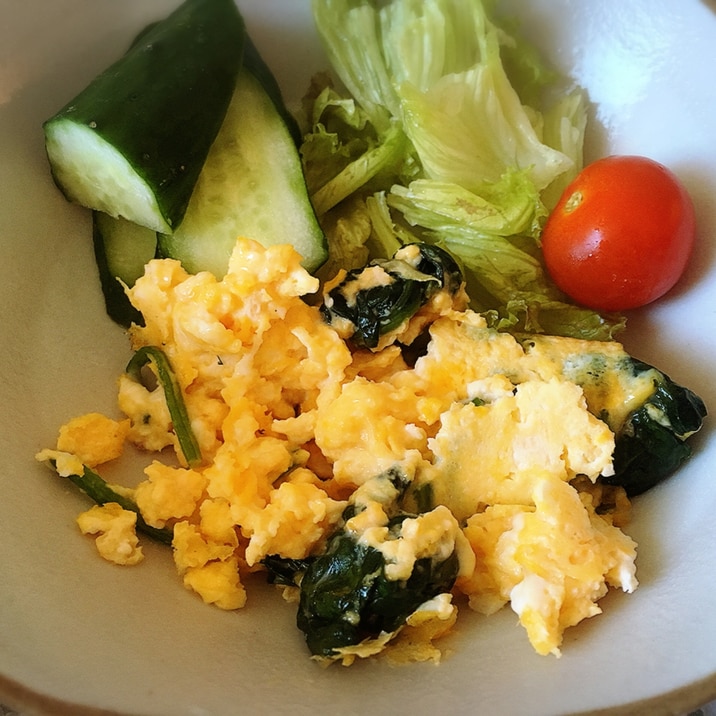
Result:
[47, 125, 170, 232]
[43, 0, 245, 233]
[158, 67, 327, 277]
[93, 212, 157, 327]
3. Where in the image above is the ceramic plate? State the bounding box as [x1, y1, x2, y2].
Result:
[0, 1, 714, 714]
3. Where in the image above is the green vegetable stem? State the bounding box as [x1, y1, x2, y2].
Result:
[45, 459, 173, 546]
[126, 346, 202, 467]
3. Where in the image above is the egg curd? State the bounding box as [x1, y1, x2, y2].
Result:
[37, 238, 638, 662]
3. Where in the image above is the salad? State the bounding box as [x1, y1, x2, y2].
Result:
[36, 0, 706, 665]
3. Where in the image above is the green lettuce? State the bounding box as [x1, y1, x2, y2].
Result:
[307, 0, 624, 340]
[379, 0, 572, 192]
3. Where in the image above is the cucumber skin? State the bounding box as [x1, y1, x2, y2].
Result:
[93, 212, 160, 328]
[92, 213, 146, 328]
[44, 0, 245, 232]
[242, 37, 302, 147]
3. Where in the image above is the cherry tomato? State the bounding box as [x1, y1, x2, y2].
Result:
[541, 155, 696, 312]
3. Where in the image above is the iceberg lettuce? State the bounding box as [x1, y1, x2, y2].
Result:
[307, 0, 624, 340]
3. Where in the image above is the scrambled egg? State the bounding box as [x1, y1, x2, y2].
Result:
[38, 238, 639, 661]
[76, 502, 144, 566]
[56, 412, 130, 467]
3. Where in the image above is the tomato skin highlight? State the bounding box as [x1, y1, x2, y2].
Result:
[541, 155, 696, 312]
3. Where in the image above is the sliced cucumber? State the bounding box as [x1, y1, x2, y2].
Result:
[158, 52, 328, 277]
[241, 38, 303, 148]
[43, 0, 245, 233]
[92, 212, 157, 327]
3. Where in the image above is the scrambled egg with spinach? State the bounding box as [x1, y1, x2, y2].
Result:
[38, 238, 643, 663]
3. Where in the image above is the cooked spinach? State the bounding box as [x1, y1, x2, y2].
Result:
[321, 242, 463, 348]
[602, 359, 707, 495]
[295, 516, 459, 658]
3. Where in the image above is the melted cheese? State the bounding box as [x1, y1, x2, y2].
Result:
[520, 335, 659, 432]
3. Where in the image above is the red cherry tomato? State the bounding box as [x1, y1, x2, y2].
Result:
[541, 155, 696, 311]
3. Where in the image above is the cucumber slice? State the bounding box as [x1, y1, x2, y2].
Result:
[43, 0, 245, 233]
[241, 38, 302, 147]
[158, 55, 328, 277]
[92, 212, 157, 327]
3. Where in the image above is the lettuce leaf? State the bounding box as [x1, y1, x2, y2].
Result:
[301, 78, 420, 216]
[311, 2, 399, 131]
[383, 173, 624, 339]
[307, 0, 624, 340]
[310, 121, 410, 216]
[379, 0, 573, 191]
[388, 170, 545, 239]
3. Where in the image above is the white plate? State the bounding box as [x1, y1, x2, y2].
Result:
[0, 1, 714, 714]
